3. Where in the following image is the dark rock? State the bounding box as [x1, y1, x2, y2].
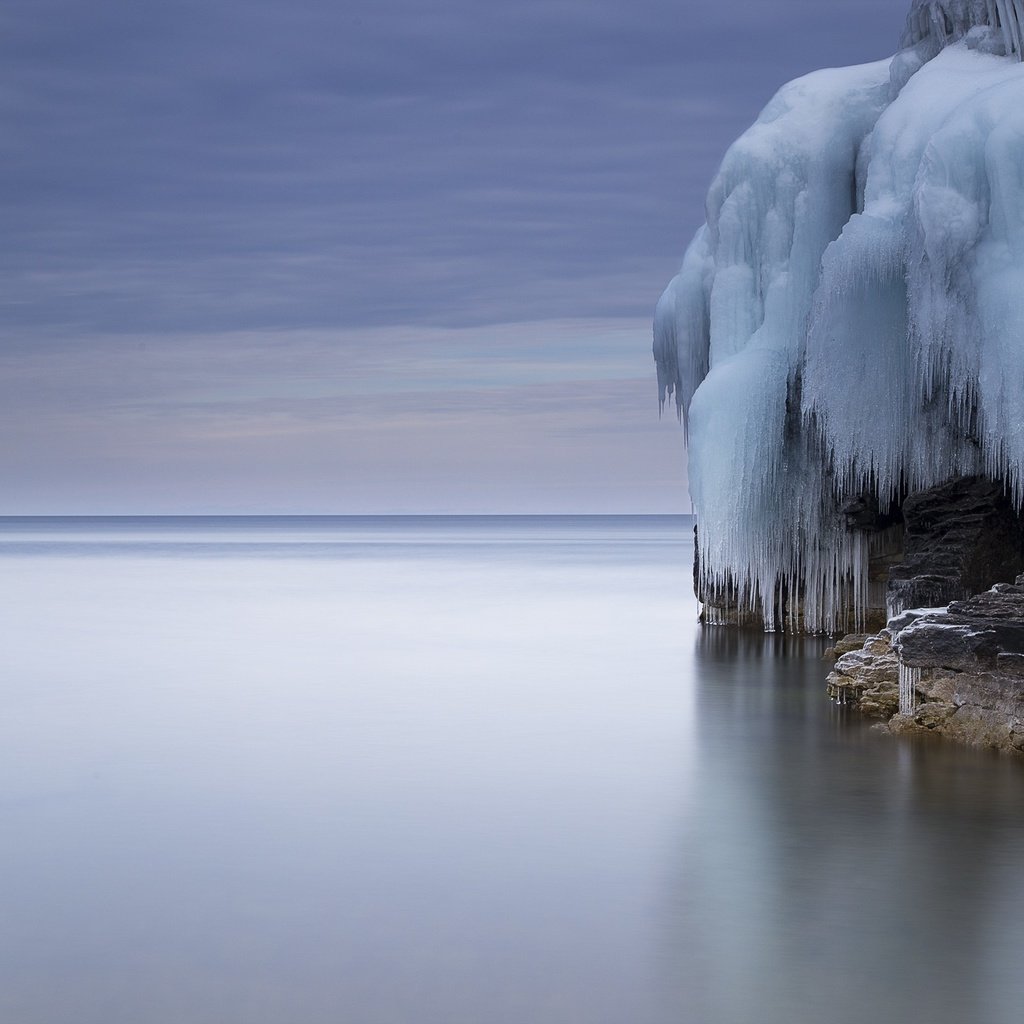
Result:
[996, 652, 1024, 676]
[841, 492, 902, 532]
[888, 476, 1024, 612]
[897, 620, 1002, 672]
[894, 584, 1024, 672]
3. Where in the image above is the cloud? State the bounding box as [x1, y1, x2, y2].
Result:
[0, 0, 905, 510]
[1, 0, 907, 334]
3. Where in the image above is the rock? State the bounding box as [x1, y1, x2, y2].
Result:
[894, 584, 1024, 672]
[886, 607, 948, 633]
[888, 476, 1024, 613]
[834, 648, 899, 685]
[887, 712, 916, 734]
[833, 633, 872, 657]
[825, 577, 1024, 752]
[911, 702, 955, 730]
[863, 634, 893, 656]
[887, 703, 955, 734]
[841, 492, 901, 532]
[996, 652, 1024, 676]
[827, 632, 900, 717]
[873, 581, 1024, 754]
[943, 706, 1016, 749]
[860, 687, 900, 718]
[915, 667, 957, 704]
[897, 620, 1000, 673]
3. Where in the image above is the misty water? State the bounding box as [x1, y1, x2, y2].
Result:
[2, 515, 1024, 1024]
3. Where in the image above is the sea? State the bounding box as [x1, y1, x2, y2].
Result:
[2, 514, 1024, 1024]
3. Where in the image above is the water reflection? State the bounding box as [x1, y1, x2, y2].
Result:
[0, 519, 1022, 1023]
[664, 626, 1024, 1024]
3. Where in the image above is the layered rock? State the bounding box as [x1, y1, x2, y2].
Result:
[827, 631, 900, 718]
[888, 477, 1024, 614]
[830, 578, 1024, 755]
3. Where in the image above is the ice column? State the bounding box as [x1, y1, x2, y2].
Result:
[904, 0, 1024, 57]
[898, 663, 920, 715]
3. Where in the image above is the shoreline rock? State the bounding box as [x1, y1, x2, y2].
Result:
[828, 576, 1024, 755]
[827, 630, 899, 718]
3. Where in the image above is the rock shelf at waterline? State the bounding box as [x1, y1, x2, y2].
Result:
[827, 575, 1024, 756]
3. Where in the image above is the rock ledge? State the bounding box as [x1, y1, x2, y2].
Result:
[828, 576, 1024, 755]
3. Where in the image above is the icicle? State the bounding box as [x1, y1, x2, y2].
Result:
[903, 0, 1024, 57]
[899, 663, 921, 714]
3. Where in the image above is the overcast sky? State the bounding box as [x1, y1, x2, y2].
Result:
[2, 0, 907, 513]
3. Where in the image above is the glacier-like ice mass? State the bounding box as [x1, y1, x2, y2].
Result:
[656, 1, 1024, 632]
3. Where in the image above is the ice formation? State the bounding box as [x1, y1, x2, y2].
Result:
[655, 0, 1024, 631]
[898, 663, 921, 715]
[904, 1, 1024, 56]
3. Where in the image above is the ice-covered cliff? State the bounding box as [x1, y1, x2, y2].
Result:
[656, 0, 1024, 632]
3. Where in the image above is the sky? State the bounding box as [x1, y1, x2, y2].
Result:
[2, 0, 908, 513]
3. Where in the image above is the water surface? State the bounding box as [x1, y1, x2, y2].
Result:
[1, 516, 1023, 1023]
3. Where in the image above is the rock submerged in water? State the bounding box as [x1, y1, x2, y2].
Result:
[830, 577, 1024, 755]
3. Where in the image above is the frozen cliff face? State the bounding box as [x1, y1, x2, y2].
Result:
[655, 7, 1024, 631]
[903, 1, 1024, 58]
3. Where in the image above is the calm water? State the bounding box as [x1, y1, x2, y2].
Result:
[2, 516, 1023, 1024]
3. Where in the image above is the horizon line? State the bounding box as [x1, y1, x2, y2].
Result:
[0, 511, 695, 520]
